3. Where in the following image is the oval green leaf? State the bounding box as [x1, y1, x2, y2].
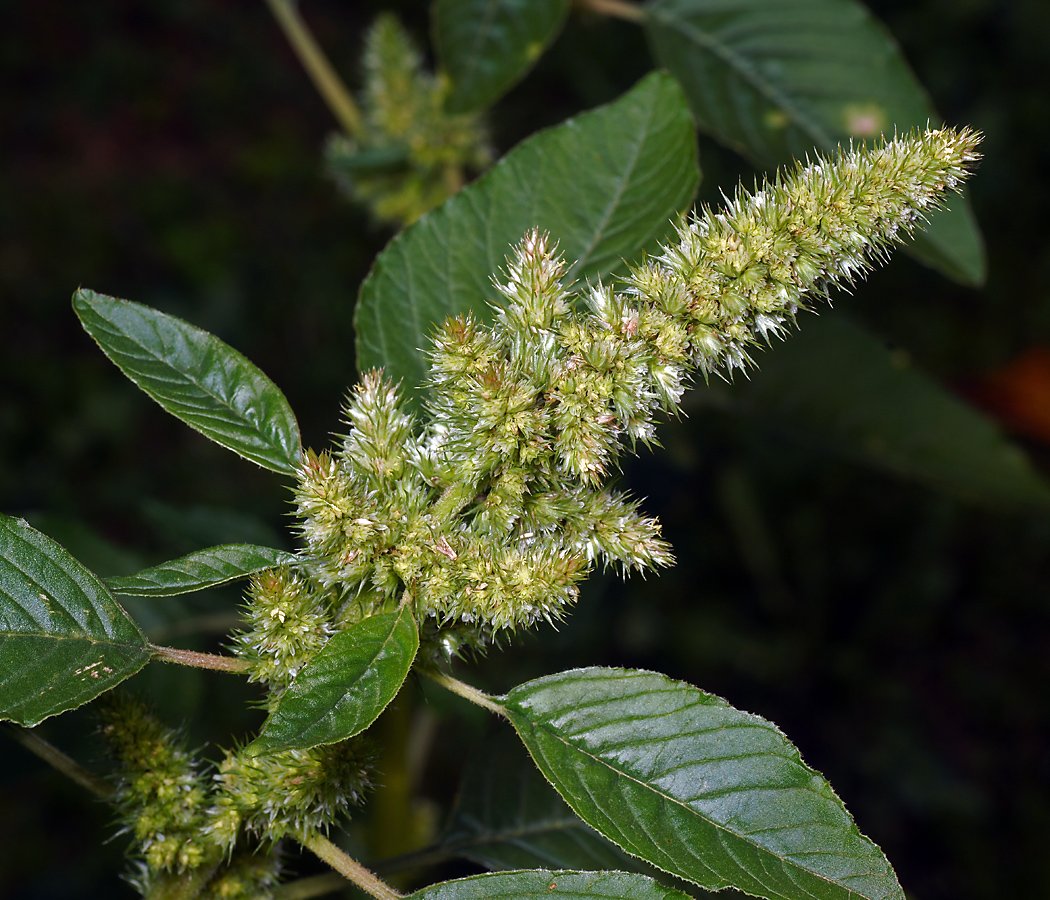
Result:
[433, 0, 571, 113]
[105, 544, 298, 597]
[712, 314, 1050, 509]
[504, 667, 904, 900]
[407, 869, 689, 900]
[248, 603, 419, 755]
[644, 0, 984, 284]
[73, 289, 302, 475]
[0, 516, 151, 727]
[355, 71, 699, 409]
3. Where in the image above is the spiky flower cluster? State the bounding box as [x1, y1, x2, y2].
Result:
[628, 127, 982, 377]
[260, 127, 982, 678]
[207, 741, 374, 847]
[325, 14, 492, 225]
[231, 567, 332, 702]
[98, 694, 214, 875]
[98, 695, 369, 896]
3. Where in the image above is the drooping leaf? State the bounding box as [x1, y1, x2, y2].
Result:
[406, 869, 690, 900]
[441, 733, 645, 872]
[248, 604, 418, 754]
[707, 314, 1050, 509]
[105, 544, 298, 597]
[433, 0, 571, 113]
[644, 0, 984, 284]
[504, 667, 904, 900]
[73, 290, 302, 475]
[0, 516, 152, 727]
[356, 72, 699, 409]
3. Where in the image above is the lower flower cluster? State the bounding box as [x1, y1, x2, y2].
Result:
[99, 695, 372, 897]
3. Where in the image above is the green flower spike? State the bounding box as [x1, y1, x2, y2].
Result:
[285, 127, 979, 639]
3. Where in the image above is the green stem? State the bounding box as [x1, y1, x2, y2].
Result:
[302, 833, 401, 900]
[264, 0, 365, 139]
[4, 724, 115, 799]
[421, 670, 506, 717]
[574, 0, 646, 23]
[150, 644, 251, 674]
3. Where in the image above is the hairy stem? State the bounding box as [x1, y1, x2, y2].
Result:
[302, 833, 401, 900]
[4, 724, 115, 799]
[264, 0, 364, 139]
[422, 670, 506, 717]
[150, 644, 251, 673]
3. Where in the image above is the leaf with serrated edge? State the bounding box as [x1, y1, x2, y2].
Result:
[644, 0, 984, 284]
[248, 604, 418, 754]
[0, 516, 151, 726]
[406, 869, 690, 900]
[73, 289, 302, 475]
[434, 0, 570, 113]
[105, 544, 298, 597]
[355, 72, 699, 410]
[504, 667, 904, 900]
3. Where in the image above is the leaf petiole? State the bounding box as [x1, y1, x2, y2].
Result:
[150, 644, 251, 674]
[422, 670, 506, 717]
[302, 832, 401, 900]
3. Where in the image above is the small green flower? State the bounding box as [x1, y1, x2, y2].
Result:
[326, 14, 492, 226]
[207, 741, 374, 848]
[97, 694, 214, 880]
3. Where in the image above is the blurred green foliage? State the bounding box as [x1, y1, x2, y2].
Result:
[2, 1, 1049, 898]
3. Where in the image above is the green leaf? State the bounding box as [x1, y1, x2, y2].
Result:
[73, 289, 302, 475]
[711, 314, 1050, 509]
[433, 0, 571, 113]
[356, 71, 699, 409]
[407, 870, 690, 900]
[0, 516, 151, 727]
[644, 0, 985, 284]
[504, 667, 904, 900]
[248, 604, 419, 754]
[104, 544, 298, 597]
[442, 734, 646, 872]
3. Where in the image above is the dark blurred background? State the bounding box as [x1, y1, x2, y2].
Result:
[2, 1, 1049, 898]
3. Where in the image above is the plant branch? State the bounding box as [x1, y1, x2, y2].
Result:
[264, 0, 364, 139]
[150, 644, 251, 673]
[421, 670, 506, 717]
[574, 0, 646, 23]
[4, 724, 116, 799]
[302, 833, 401, 900]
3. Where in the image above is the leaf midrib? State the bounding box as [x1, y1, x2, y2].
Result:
[517, 706, 891, 900]
[82, 297, 296, 468]
[648, 4, 834, 151]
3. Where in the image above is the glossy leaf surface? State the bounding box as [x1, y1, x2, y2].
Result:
[74, 289, 302, 475]
[713, 314, 1050, 509]
[0, 516, 151, 726]
[504, 667, 904, 900]
[434, 0, 570, 113]
[248, 604, 418, 754]
[644, 0, 984, 284]
[105, 544, 298, 597]
[356, 72, 699, 408]
[407, 870, 689, 900]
